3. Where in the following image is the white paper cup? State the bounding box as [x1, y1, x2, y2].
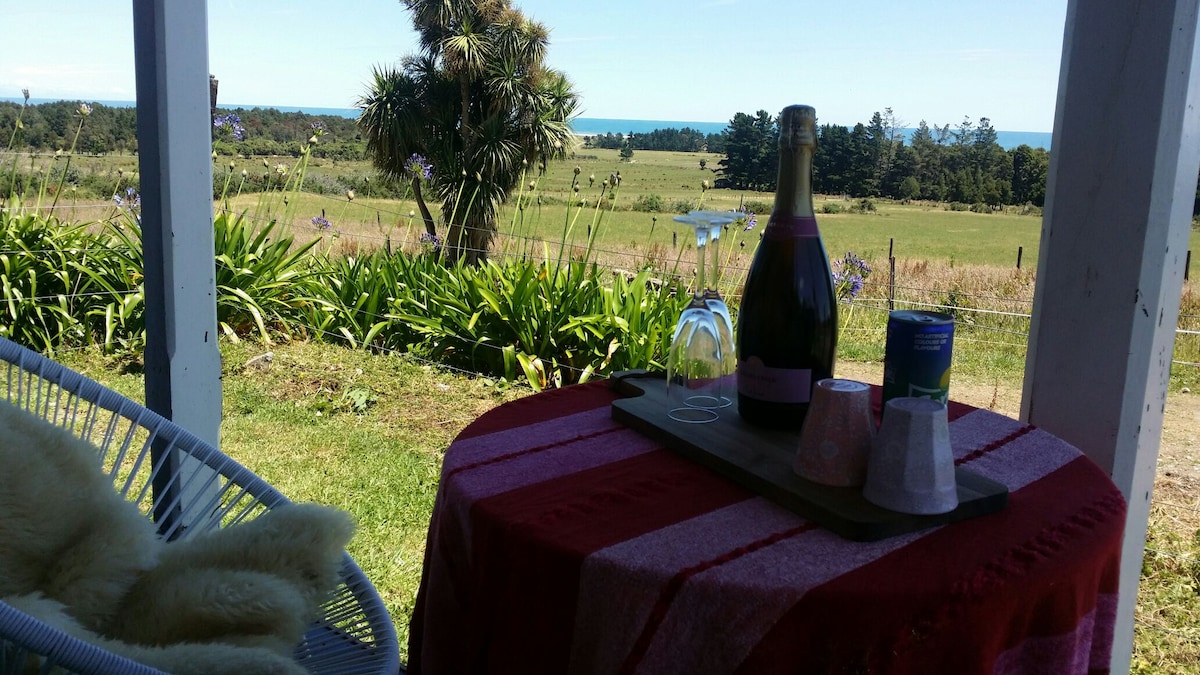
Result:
[862, 397, 959, 515]
[794, 379, 875, 486]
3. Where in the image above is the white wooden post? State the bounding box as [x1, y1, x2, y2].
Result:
[1021, 1, 1200, 672]
[132, 0, 223, 528]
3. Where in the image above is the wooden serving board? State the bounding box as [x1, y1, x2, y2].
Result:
[609, 371, 1008, 542]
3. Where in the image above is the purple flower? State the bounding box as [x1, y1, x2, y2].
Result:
[311, 215, 332, 230]
[310, 121, 326, 135]
[419, 232, 442, 248]
[743, 213, 757, 231]
[405, 153, 433, 181]
[213, 113, 246, 141]
[113, 187, 141, 214]
[832, 250, 871, 302]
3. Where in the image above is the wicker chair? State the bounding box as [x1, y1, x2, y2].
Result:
[0, 337, 401, 674]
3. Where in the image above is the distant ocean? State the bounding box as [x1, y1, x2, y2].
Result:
[4, 98, 1053, 150]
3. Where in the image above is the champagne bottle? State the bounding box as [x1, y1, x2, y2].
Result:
[736, 105, 837, 429]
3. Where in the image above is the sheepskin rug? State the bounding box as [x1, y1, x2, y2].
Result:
[0, 399, 355, 674]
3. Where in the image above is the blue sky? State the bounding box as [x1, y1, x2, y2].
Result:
[1, 0, 1068, 132]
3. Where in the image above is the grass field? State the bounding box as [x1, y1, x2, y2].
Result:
[207, 147, 1198, 288]
[10, 146, 1198, 278]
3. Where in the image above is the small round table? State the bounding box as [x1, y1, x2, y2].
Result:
[408, 381, 1125, 675]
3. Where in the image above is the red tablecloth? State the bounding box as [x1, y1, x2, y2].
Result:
[408, 381, 1126, 675]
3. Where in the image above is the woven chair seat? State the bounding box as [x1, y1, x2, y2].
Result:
[0, 337, 401, 674]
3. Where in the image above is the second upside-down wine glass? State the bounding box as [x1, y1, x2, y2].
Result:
[689, 210, 737, 407]
[665, 215, 728, 422]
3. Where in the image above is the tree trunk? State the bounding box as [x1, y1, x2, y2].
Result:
[445, 213, 492, 265]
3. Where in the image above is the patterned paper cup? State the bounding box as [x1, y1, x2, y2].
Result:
[793, 379, 876, 487]
[862, 397, 959, 515]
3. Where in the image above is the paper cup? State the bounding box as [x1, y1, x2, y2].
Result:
[793, 379, 875, 486]
[862, 397, 959, 515]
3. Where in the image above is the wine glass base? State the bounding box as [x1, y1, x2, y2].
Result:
[668, 406, 720, 424]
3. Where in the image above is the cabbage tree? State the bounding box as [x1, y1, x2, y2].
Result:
[358, 0, 580, 263]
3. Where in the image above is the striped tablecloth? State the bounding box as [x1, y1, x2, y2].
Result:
[408, 381, 1126, 675]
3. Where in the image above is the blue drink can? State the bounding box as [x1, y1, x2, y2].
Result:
[882, 310, 955, 406]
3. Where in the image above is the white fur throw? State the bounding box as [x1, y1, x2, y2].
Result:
[0, 399, 355, 674]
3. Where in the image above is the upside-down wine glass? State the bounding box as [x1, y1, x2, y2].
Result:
[665, 215, 728, 423]
[691, 210, 738, 407]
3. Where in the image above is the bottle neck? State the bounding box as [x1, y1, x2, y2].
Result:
[774, 145, 815, 218]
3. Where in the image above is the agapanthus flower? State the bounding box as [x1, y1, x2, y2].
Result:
[405, 153, 433, 181]
[311, 215, 332, 230]
[310, 121, 326, 136]
[832, 250, 872, 302]
[77, 103, 92, 117]
[419, 232, 442, 249]
[212, 113, 246, 141]
[113, 187, 141, 214]
[743, 213, 757, 231]
[21, 88, 30, 102]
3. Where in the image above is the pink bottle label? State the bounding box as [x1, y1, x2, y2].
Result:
[764, 215, 819, 240]
[737, 356, 813, 403]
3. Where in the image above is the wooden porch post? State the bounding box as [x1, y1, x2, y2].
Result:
[132, 0, 222, 526]
[1021, 1, 1200, 672]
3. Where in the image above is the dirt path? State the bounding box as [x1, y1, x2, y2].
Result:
[835, 361, 1200, 478]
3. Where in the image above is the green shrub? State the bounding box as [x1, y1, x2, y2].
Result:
[382, 252, 684, 388]
[742, 199, 772, 215]
[213, 211, 328, 342]
[631, 193, 666, 212]
[670, 199, 693, 214]
[1017, 202, 1043, 217]
[849, 198, 877, 214]
[822, 202, 843, 215]
[0, 200, 143, 353]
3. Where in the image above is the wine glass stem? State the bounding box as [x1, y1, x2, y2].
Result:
[709, 228, 720, 291]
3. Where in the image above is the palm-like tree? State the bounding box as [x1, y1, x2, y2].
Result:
[358, 0, 580, 263]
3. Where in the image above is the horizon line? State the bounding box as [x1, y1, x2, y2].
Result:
[1, 97, 1055, 136]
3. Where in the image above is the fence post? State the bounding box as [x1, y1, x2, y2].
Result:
[1017, 246, 1024, 270]
[887, 238, 896, 311]
[889, 255, 896, 312]
[1187, 250, 1192, 280]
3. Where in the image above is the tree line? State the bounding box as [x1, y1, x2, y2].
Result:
[0, 100, 366, 160]
[583, 128, 727, 154]
[717, 108, 1051, 207]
